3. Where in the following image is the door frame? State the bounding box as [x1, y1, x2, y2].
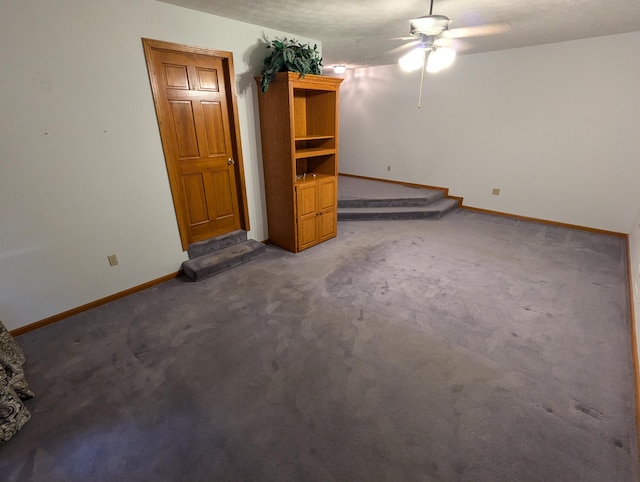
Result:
[142, 38, 250, 251]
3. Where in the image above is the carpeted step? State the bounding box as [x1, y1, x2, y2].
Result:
[187, 229, 248, 259]
[338, 197, 458, 221]
[182, 239, 266, 281]
[338, 191, 444, 208]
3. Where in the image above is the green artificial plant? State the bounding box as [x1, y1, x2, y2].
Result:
[260, 38, 322, 93]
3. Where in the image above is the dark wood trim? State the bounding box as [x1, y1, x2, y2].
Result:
[463, 206, 627, 238]
[222, 44, 251, 235]
[625, 238, 640, 458]
[339, 173, 464, 207]
[10, 271, 182, 337]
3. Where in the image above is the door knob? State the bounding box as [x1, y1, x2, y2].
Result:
[228, 158, 235, 165]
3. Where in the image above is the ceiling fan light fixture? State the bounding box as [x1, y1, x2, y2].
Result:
[409, 15, 451, 36]
[426, 47, 456, 73]
[399, 48, 426, 72]
[333, 65, 346, 74]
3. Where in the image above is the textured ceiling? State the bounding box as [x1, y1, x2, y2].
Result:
[158, 0, 640, 68]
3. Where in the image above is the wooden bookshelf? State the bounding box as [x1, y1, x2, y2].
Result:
[255, 72, 343, 252]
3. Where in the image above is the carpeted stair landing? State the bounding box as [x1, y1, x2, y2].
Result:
[181, 230, 265, 282]
[338, 176, 458, 221]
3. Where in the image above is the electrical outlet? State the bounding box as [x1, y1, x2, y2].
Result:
[107, 254, 119, 267]
[387, 165, 391, 172]
[492, 188, 501, 196]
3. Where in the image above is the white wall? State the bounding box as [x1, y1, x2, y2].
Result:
[339, 32, 640, 233]
[0, 0, 319, 331]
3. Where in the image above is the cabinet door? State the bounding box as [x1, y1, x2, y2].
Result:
[297, 182, 317, 216]
[318, 209, 336, 242]
[318, 178, 336, 211]
[298, 215, 318, 250]
[317, 177, 337, 242]
[296, 183, 318, 251]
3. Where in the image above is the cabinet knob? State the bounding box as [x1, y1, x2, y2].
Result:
[227, 158, 235, 165]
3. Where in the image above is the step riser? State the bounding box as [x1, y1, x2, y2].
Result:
[338, 196, 443, 208]
[338, 197, 458, 222]
[182, 240, 266, 282]
[339, 210, 452, 221]
[187, 230, 248, 259]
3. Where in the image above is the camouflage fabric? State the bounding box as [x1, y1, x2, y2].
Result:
[0, 321, 33, 444]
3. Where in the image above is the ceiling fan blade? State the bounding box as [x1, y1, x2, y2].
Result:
[434, 37, 471, 53]
[443, 21, 511, 39]
[388, 40, 420, 56]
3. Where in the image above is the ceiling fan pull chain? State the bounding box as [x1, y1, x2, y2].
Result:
[417, 49, 428, 108]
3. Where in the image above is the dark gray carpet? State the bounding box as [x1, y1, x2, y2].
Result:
[2, 210, 638, 481]
[338, 176, 445, 203]
[337, 175, 458, 221]
[182, 239, 266, 281]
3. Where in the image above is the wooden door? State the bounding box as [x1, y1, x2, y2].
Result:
[143, 39, 249, 250]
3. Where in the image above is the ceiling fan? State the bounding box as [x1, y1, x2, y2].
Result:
[396, 0, 511, 106]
